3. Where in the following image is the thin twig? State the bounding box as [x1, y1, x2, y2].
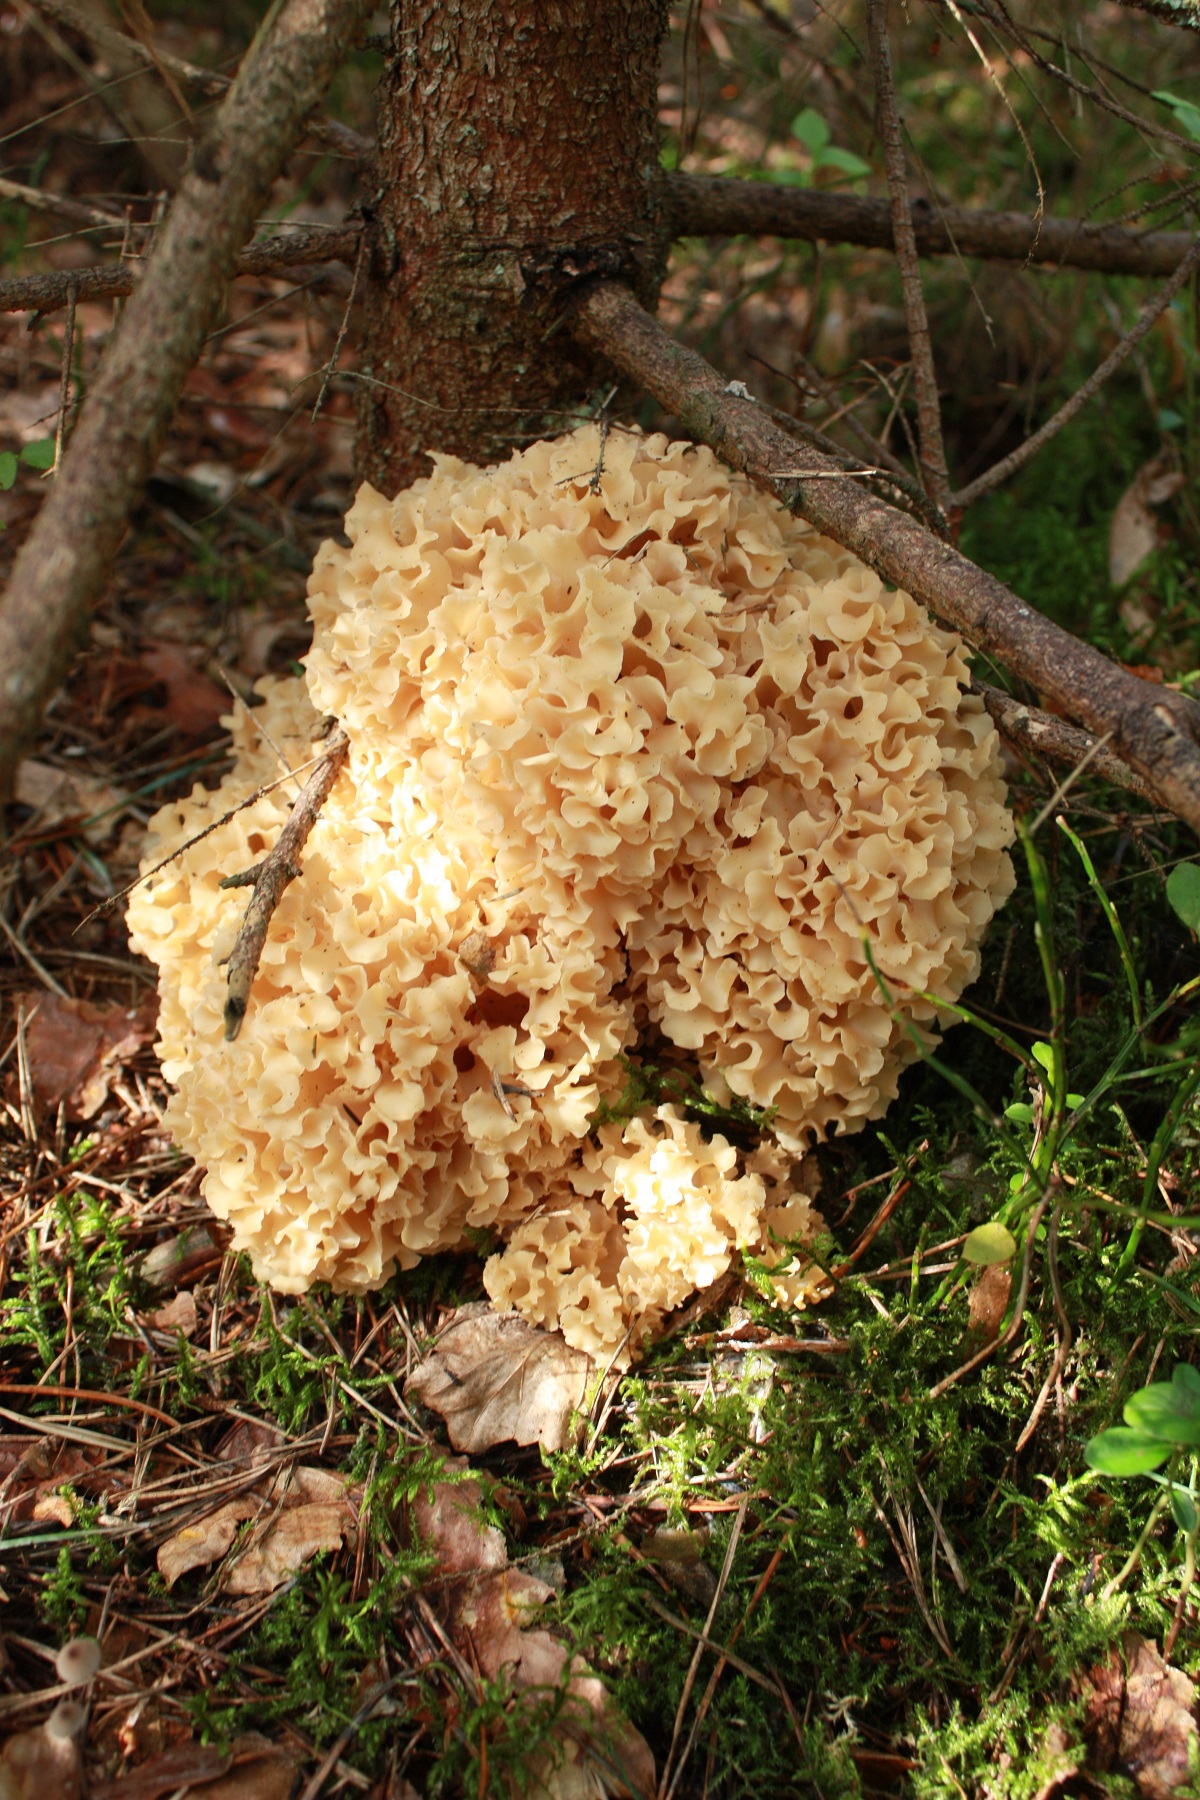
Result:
[75, 741, 345, 931]
[0, 173, 124, 232]
[51, 277, 78, 476]
[222, 728, 349, 1040]
[310, 230, 366, 420]
[866, 0, 950, 513]
[0, 1383, 177, 1428]
[668, 1537, 790, 1795]
[659, 1494, 748, 1800]
[954, 233, 1200, 507]
[27, 0, 372, 159]
[0, 0, 375, 802]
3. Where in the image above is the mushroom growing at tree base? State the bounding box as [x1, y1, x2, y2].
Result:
[127, 425, 1015, 1363]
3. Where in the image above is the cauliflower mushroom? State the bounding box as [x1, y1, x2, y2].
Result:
[127, 424, 1014, 1361]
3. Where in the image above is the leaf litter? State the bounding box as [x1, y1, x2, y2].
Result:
[405, 1303, 595, 1453]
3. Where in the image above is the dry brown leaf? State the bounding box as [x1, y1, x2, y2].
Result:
[89, 1743, 231, 1800]
[31, 1492, 76, 1529]
[0, 1441, 109, 1527]
[1084, 1632, 1200, 1798]
[193, 1755, 297, 1800]
[13, 990, 157, 1121]
[967, 1263, 1012, 1348]
[510, 1631, 657, 1800]
[410, 1462, 654, 1799]
[225, 1499, 354, 1596]
[92, 1737, 298, 1800]
[157, 1466, 357, 1594]
[157, 1498, 258, 1589]
[148, 1291, 198, 1337]
[406, 1303, 593, 1452]
[13, 761, 132, 845]
[412, 1470, 509, 1576]
[138, 642, 229, 739]
[1109, 456, 1186, 588]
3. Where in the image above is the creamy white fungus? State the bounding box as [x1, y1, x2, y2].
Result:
[127, 425, 1014, 1360]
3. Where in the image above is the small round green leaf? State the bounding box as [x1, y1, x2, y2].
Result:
[963, 1221, 1017, 1266]
[19, 436, 55, 471]
[1125, 1382, 1200, 1446]
[1166, 864, 1200, 934]
[1085, 1428, 1173, 1477]
[1171, 1487, 1200, 1535]
[790, 107, 831, 153]
[0, 451, 17, 491]
[1031, 1041, 1055, 1074]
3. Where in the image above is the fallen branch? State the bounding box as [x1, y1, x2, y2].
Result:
[976, 685, 1161, 806]
[7, 174, 1193, 320]
[569, 281, 1200, 834]
[0, 222, 362, 317]
[665, 172, 1198, 279]
[221, 727, 349, 1040]
[0, 0, 372, 803]
[866, 0, 950, 513]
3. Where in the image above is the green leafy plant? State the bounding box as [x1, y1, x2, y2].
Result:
[0, 436, 55, 489]
[1167, 861, 1200, 933]
[1153, 88, 1200, 141]
[1086, 1363, 1200, 1487]
[783, 108, 871, 184]
[1085, 1364, 1200, 1626]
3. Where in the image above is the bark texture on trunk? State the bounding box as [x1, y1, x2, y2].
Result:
[358, 0, 669, 492]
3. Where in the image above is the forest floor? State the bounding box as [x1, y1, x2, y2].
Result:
[3, 4, 1200, 1799]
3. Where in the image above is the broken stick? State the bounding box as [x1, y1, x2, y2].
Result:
[221, 727, 349, 1041]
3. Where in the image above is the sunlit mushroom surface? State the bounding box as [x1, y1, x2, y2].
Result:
[128, 425, 1014, 1360]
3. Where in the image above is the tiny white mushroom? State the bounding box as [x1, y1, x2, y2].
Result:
[53, 1637, 100, 1687]
[44, 1698, 88, 1742]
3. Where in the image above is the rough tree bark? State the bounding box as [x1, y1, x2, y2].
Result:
[357, 0, 670, 492]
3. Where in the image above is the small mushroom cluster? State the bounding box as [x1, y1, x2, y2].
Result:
[0, 1636, 99, 1800]
[128, 425, 1014, 1360]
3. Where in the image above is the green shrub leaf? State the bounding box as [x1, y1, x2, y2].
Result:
[1154, 89, 1200, 141]
[816, 144, 871, 177]
[1125, 1379, 1200, 1446]
[1171, 1486, 1200, 1535]
[0, 451, 16, 490]
[1167, 864, 1200, 932]
[1084, 1428, 1173, 1476]
[790, 107, 830, 153]
[20, 436, 55, 471]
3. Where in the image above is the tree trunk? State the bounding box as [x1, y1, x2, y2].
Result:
[357, 0, 670, 492]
